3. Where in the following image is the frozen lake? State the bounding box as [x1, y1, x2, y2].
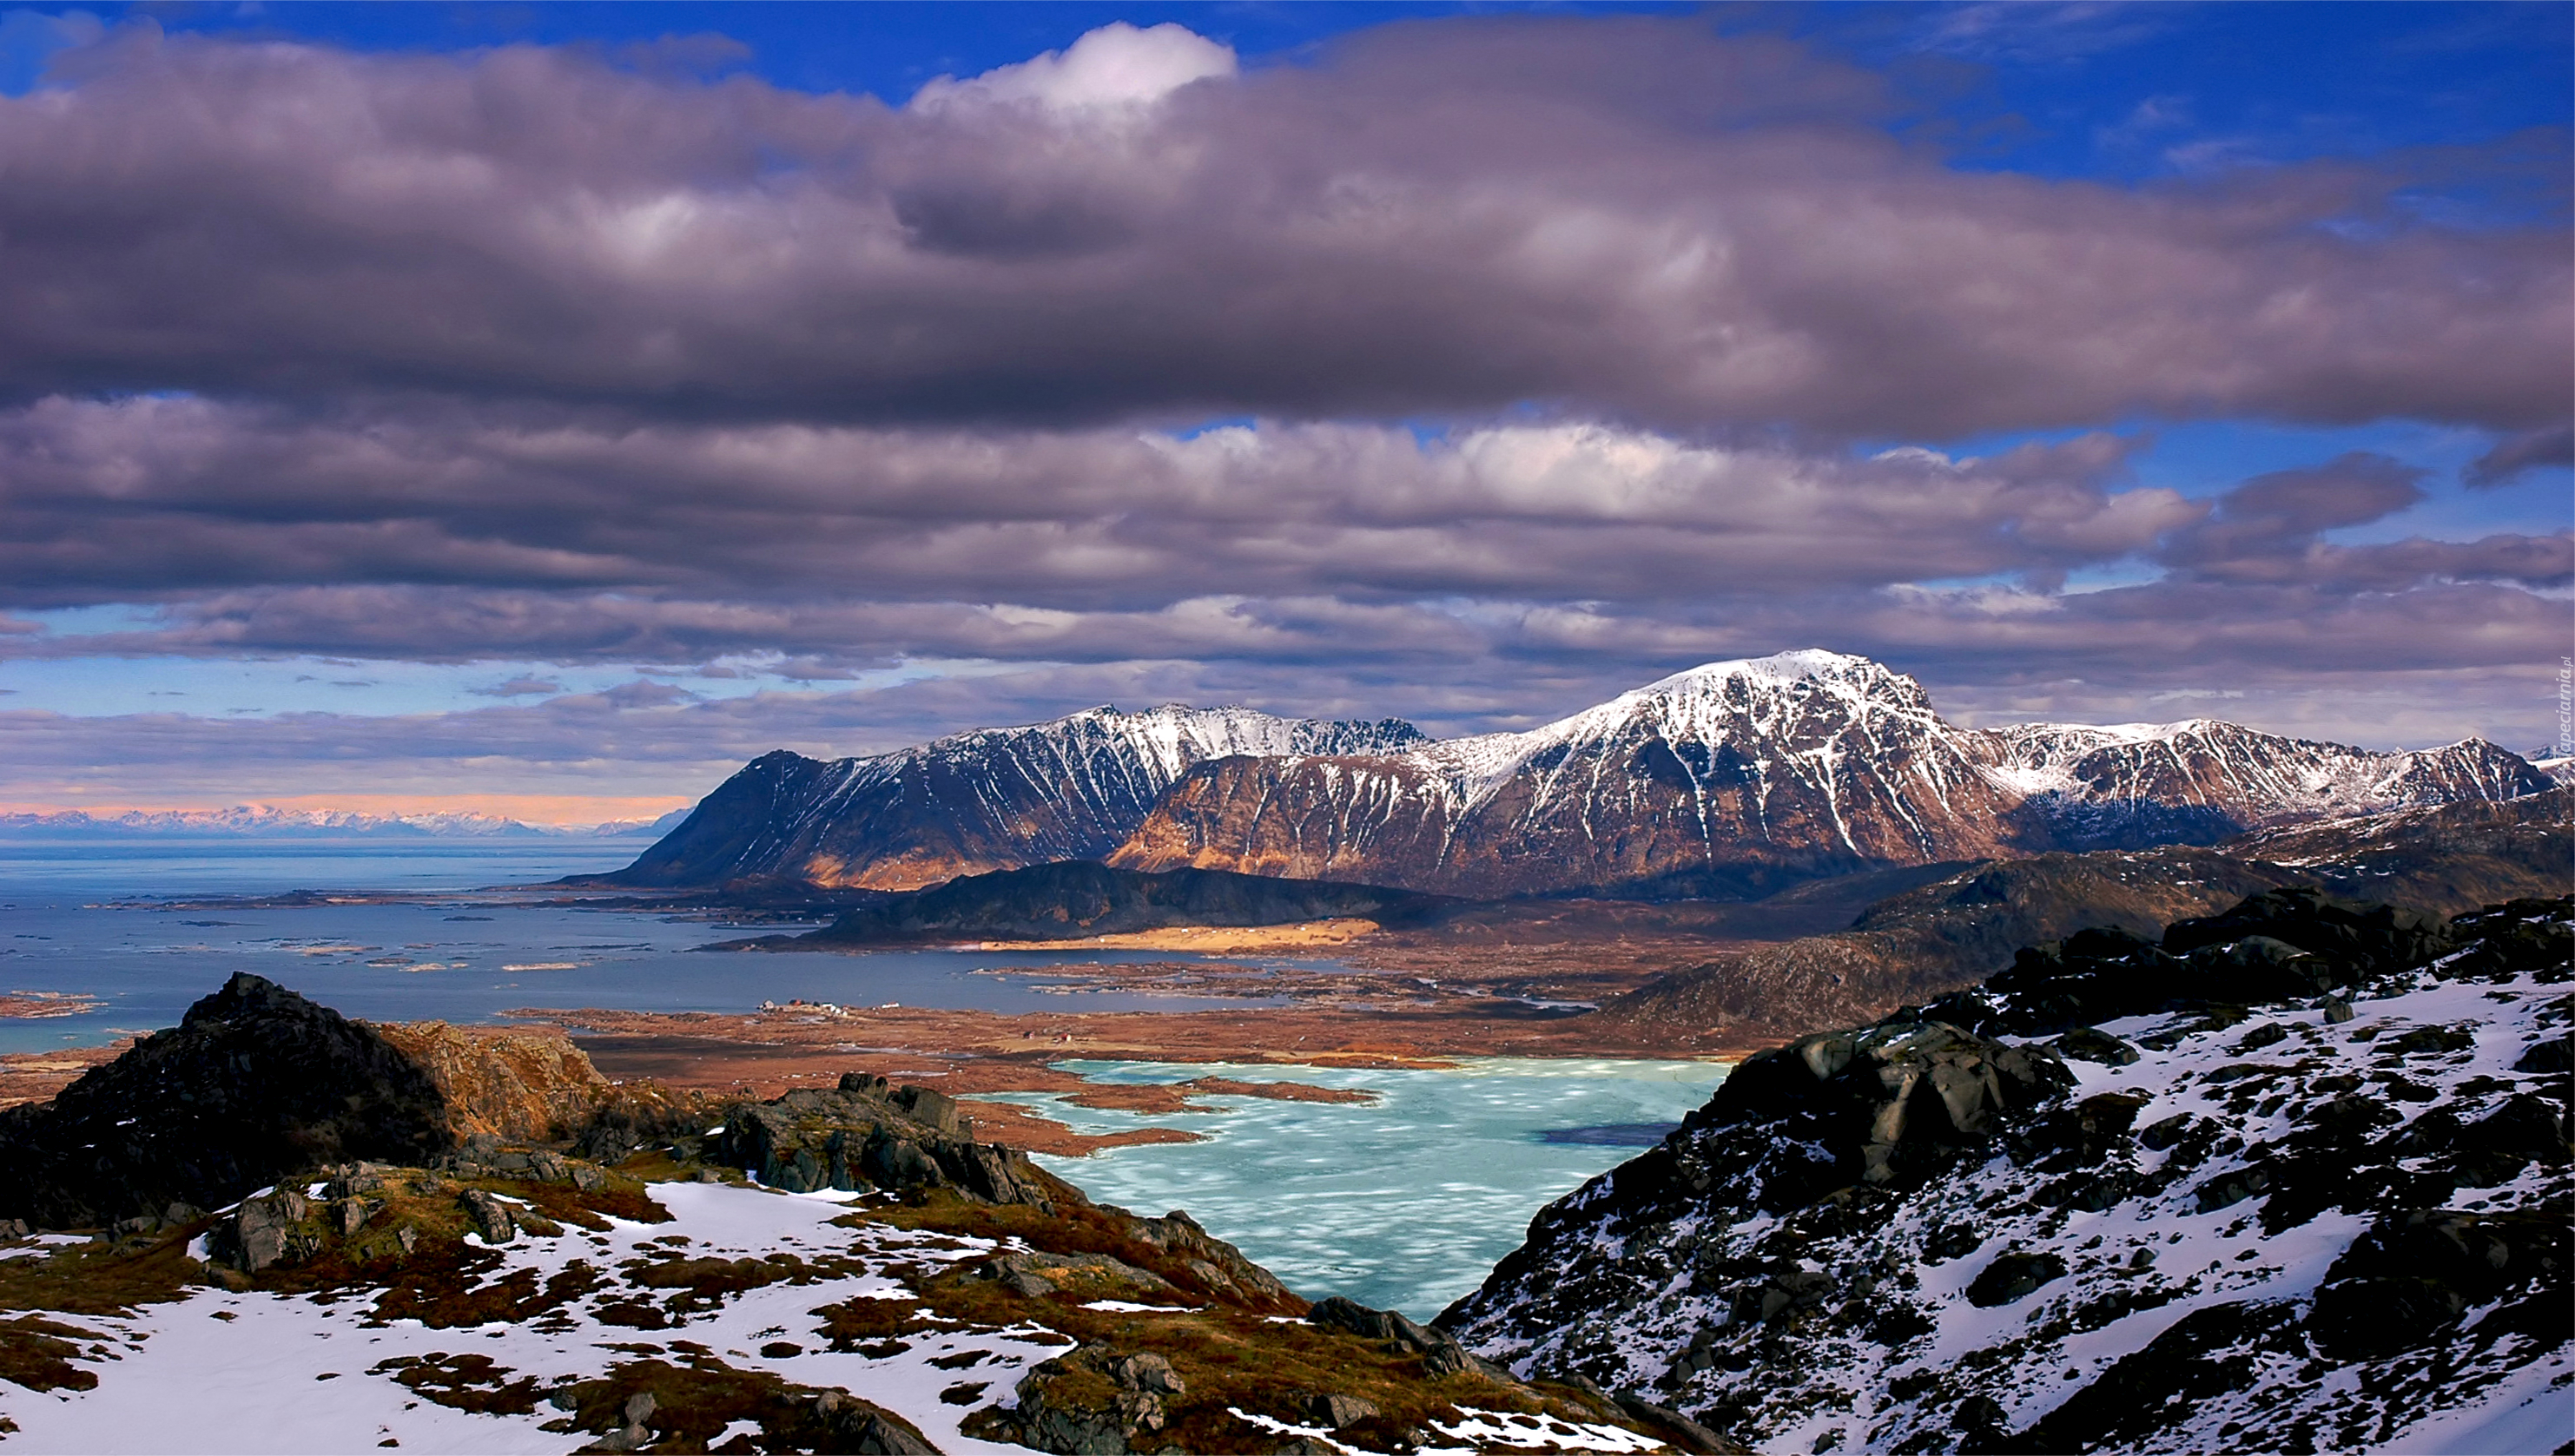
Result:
[992, 1056, 1727, 1319]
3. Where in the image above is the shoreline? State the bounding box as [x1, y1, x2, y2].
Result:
[524, 1000, 1746, 1156]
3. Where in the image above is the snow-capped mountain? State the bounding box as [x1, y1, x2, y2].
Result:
[600, 704, 1426, 889]
[0, 806, 683, 839]
[1107, 651, 2552, 898]
[1979, 718, 2547, 850]
[614, 652, 2551, 896]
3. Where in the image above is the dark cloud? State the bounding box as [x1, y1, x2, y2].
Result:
[2153, 452, 2570, 590]
[0, 17, 2559, 435]
[0, 398, 2192, 616]
[2465, 425, 2575, 488]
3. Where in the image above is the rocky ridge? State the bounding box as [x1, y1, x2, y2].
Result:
[0, 972, 455, 1230]
[1584, 787, 2573, 1043]
[1438, 891, 2573, 1453]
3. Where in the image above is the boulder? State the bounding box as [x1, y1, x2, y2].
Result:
[215, 1189, 320, 1273]
[1308, 1393, 1377, 1429]
[1709, 1019, 2074, 1194]
[1001, 1345, 1192, 1454]
[457, 1189, 518, 1244]
[812, 1393, 941, 1456]
[2049, 1026, 2140, 1066]
[715, 1079, 1048, 1205]
[1965, 1249, 2069, 1308]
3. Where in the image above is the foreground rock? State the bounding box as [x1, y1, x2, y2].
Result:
[0, 972, 452, 1229]
[1442, 891, 2573, 1453]
[0, 972, 1667, 1454]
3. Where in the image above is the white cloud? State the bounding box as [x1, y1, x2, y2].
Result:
[909, 23, 1235, 116]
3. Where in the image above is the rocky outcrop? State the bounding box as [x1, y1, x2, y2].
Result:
[0, 973, 453, 1229]
[1438, 893, 2574, 1453]
[754, 860, 1460, 948]
[714, 1073, 1056, 1205]
[996, 1344, 1192, 1454]
[590, 707, 1424, 891]
[372, 1021, 611, 1143]
[1918, 886, 2460, 1038]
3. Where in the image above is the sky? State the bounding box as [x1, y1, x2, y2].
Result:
[0, 1, 2567, 820]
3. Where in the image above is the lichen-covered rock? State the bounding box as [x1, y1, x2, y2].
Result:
[370, 1021, 610, 1143]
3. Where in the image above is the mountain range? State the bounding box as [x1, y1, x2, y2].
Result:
[599, 651, 2552, 899]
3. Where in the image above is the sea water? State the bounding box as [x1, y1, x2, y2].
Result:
[0, 838, 1298, 1052]
[989, 1057, 1727, 1320]
[0, 839, 1728, 1318]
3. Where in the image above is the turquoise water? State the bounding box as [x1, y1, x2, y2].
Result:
[987, 1056, 1727, 1320]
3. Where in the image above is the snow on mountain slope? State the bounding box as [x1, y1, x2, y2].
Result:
[1438, 893, 2573, 1453]
[617, 652, 2550, 896]
[602, 704, 1424, 889]
[1111, 652, 2550, 898]
[1979, 720, 2548, 851]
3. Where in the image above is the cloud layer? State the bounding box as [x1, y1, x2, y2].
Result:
[0, 17, 2563, 435]
[0, 13, 2566, 806]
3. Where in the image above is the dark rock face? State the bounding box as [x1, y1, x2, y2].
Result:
[0, 972, 452, 1229]
[767, 860, 1460, 948]
[1439, 893, 2574, 1454]
[2306, 1208, 2572, 1360]
[715, 1072, 1052, 1205]
[1921, 886, 2461, 1038]
[1688, 1021, 2075, 1197]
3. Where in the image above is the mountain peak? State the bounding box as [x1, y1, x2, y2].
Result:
[1650, 648, 1884, 688]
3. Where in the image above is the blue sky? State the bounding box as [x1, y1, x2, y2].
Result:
[0, 2, 2564, 811]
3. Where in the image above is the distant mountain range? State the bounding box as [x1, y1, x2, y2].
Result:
[597, 650, 2553, 899]
[0, 806, 690, 840]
